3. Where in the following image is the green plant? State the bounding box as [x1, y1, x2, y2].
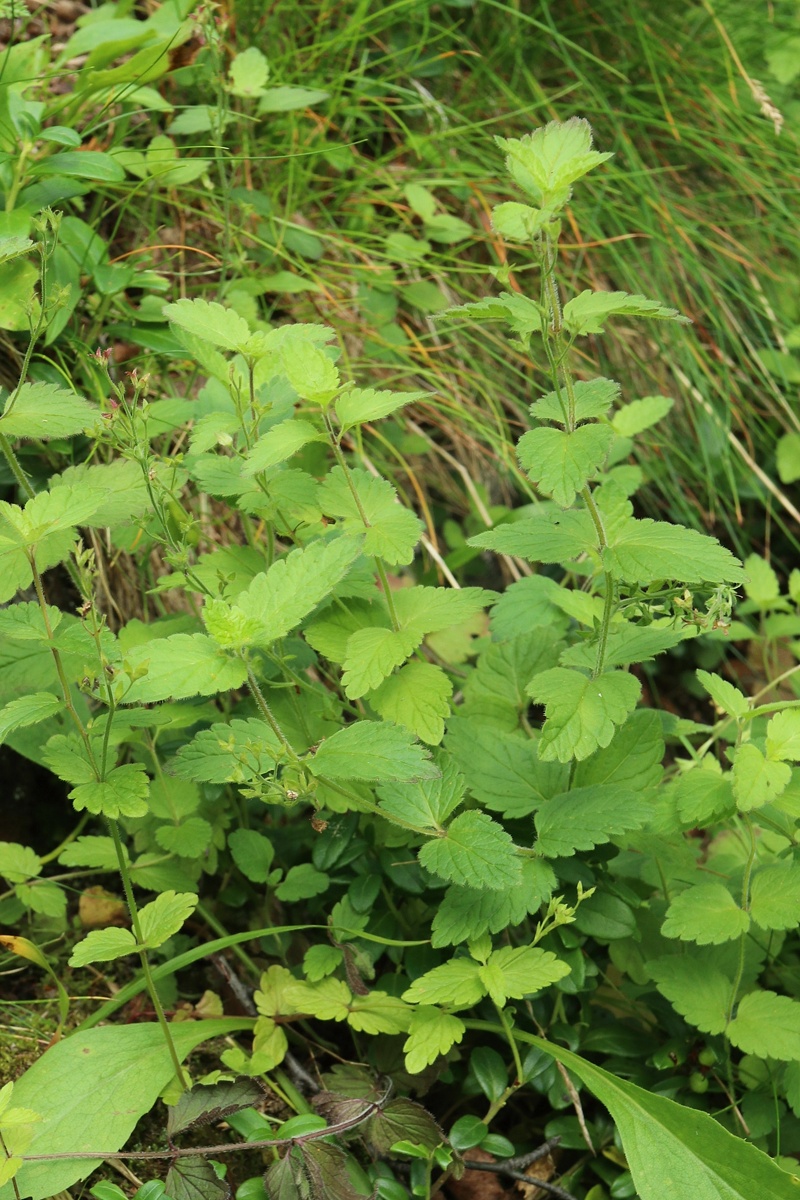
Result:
[2, 115, 800, 1200]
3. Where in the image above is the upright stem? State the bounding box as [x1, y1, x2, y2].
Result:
[108, 820, 187, 1090]
[325, 412, 401, 631]
[0, 431, 34, 499]
[539, 236, 616, 678]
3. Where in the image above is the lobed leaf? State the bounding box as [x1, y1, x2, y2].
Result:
[0, 382, 97, 441]
[138, 891, 198, 949]
[528, 667, 641, 762]
[403, 1006, 466, 1073]
[534, 785, 649, 857]
[727, 991, 800, 1061]
[308, 721, 438, 783]
[646, 956, 731, 1035]
[369, 660, 453, 744]
[517, 423, 613, 506]
[662, 883, 749, 946]
[418, 811, 521, 890]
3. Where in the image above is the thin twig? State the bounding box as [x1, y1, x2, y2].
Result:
[20, 1092, 388, 1163]
[463, 1156, 576, 1200]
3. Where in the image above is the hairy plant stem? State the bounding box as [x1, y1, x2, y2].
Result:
[494, 1001, 525, 1088]
[324, 410, 401, 630]
[245, 666, 294, 755]
[30, 558, 99, 773]
[721, 814, 758, 1123]
[0, 431, 34, 499]
[538, 234, 615, 677]
[107, 819, 187, 1091]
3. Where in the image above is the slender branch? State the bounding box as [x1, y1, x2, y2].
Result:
[462, 1156, 576, 1200]
[20, 1092, 389, 1162]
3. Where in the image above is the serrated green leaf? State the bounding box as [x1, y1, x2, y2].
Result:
[164, 1155, 227, 1200]
[743, 554, 780, 607]
[612, 395, 673, 437]
[15, 880, 66, 917]
[0, 692, 61, 743]
[496, 118, 612, 205]
[163, 298, 252, 352]
[274, 863, 330, 901]
[518, 424, 613, 506]
[43, 733, 96, 787]
[155, 818, 212, 858]
[70, 764, 150, 820]
[534, 785, 649, 856]
[167, 1078, 264, 1139]
[228, 46, 269, 97]
[403, 1006, 466, 1073]
[573, 709, 664, 791]
[445, 719, 563, 817]
[696, 670, 749, 719]
[369, 660, 453, 744]
[491, 200, 552, 240]
[469, 509, 595, 564]
[364, 1097, 443, 1154]
[0, 383, 97, 441]
[138, 890, 198, 949]
[402, 958, 484, 1009]
[206, 537, 362, 650]
[68, 927, 137, 967]
[303, 945, 342, 981]
[563, 290, 688, 336]
[242, 419, 325, 474]
[528, 667, 641, 762]
[172, 718, 280, 784]
[394, 585, 490, 638]
[0, 486, 109, 547]
[489, 574, 566, 639]
[662, 883, 749, 945]
[463, 629, 562, 729]
[732, 743, 791, 812]
[439, 292, 543, 337]
[305, 599, 388, 662]
[674, 764, 735, 826]
[749, 863, 800, 931]
[478, 946, 570, 1006]
[58, 837, 124, 871]
[646, 956, 731, 1035]
[280, 333, 339, 403]
[418, 811, 520, 890]
[341, 626, 421, 698]
[728, 991, 800, 1061]
[604, 517, 744, 584]
[319, 467, 422, 564]
[530, 377, 620, 425]
[227, 829, 274, 883]
[347, 992, 411, 1035]
[378, 756, 464, 831]
[766, 710, 800, 762]
[334, 387, 427, 432]
[117, 634, 248, 705]
[431, 859, 556, 947]
[561, 623, 688, 670]
[285, 977, 351, 1022]
[0, 842, 41, 884]
[308, 720, 437, 783]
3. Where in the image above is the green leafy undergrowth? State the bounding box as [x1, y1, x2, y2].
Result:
[2, 118, 800, 1200]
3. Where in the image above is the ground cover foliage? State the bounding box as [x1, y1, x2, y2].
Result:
[1, 3, 800, 1200]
